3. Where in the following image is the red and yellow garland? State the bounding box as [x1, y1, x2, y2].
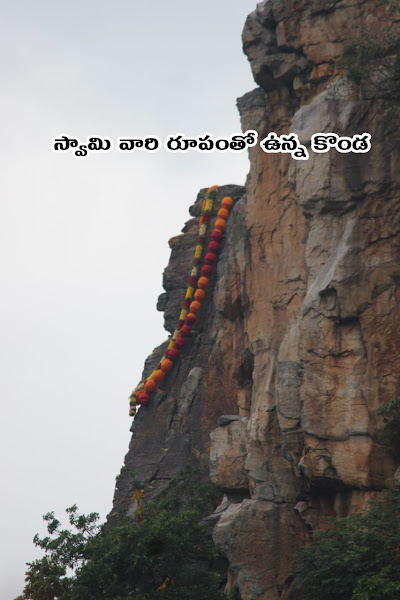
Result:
[129, 186, 233, 416]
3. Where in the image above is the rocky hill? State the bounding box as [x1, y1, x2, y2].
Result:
[109, 1, 400, 598]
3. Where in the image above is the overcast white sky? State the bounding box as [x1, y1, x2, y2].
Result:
[1, 1, 258, 597]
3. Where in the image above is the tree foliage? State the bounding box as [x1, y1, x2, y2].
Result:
[376, 396, 400, 458]
[22, 466, 224, 600]
[293, 485, 400, 600]
[23, 504, 100, 600]
[377, 396, 400, 428]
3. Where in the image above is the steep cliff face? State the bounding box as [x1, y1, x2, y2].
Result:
[111, 1, 400, 598]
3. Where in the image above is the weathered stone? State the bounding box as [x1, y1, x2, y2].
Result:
[108, 185, 246, 522]
[213, 500, 308, 599]
[210, 419, 248, 491]
[110, 1, 400, 598]
[395, 467, 400, 485]
[276, 361, 302, 431]
[201, 494, 231, 534]
[156, 291, 167, 312]
[237, 88, 269, 138]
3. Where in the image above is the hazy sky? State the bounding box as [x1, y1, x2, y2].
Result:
[1, 1, 258, 597]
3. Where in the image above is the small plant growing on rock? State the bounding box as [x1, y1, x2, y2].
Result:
[115, 465, 127, 481]
[377, 396, 400, 457]
[377, 396, 400, 428]
[342, 0, 400, 119]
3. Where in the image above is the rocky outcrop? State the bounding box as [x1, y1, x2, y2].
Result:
[111, 0, 400, 598]
[109, 184, 247, 518]
[210, 417, 249, 492]
[213, 500, 308, 600]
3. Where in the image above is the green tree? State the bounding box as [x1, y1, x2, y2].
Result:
[22, 467, 224, 600]
[293, 485, 400, 600]
[23, 504, 100, 600]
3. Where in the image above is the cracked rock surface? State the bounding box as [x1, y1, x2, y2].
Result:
[110, 1, 400, 597]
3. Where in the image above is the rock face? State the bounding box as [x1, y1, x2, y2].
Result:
[213, 500, 308, 600]
[110, 1, 400, 598]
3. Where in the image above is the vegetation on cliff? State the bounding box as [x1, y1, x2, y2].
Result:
[342, 0, 400, 117]
[293, 485, 400, 600]
[20, 467, 224, 600]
